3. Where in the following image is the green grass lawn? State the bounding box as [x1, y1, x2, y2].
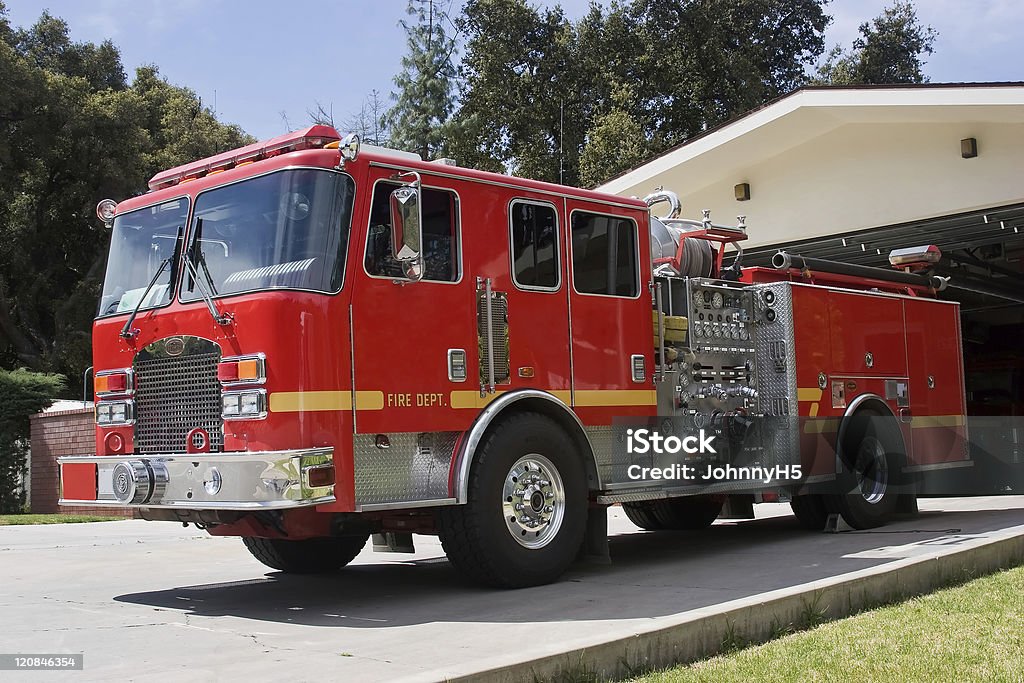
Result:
[0, 513, 120, 525]
[630, 565, 1024, 683]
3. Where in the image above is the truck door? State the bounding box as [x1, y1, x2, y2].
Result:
[565, 202, 653, 423]
[350, 174, 474, 435]
[502, 198, 571, 402]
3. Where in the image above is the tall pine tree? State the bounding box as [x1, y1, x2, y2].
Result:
[386, 0, 458, 160]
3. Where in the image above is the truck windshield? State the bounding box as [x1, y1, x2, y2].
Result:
[181, 169, 354, 302]
[97, 198, 189, 317]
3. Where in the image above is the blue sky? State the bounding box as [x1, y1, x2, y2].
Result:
[7, 1, 1023, 140]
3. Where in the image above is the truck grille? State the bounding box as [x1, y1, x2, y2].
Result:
[133, 336, 224, 453]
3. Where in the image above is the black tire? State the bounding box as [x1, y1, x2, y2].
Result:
[623, 497, 723, 530]
[826, 408, 903, 529]
[242, 534, 369, 574]
[622, 502, 666, 530]
[437, 412, 587, 588]
[654, 496, 724, 529]
[790, 494, 830, 531]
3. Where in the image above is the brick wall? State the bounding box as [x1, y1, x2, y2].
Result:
[28, 408, 133, 517]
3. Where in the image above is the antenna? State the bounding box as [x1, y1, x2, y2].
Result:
[559, 99, 564, 185]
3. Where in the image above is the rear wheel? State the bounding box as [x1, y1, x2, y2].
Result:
[622, 502, 666, 530]
[790, 494, 830, 530]
[242, 534, 369, 573]
[623, 496, 723, 530]
[437, 412, 587, 588]
[826, 408, 903, 529]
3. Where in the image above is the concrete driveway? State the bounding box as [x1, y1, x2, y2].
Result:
[2, 497, 1022, 682]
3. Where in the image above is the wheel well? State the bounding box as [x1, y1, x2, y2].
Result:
[837, 395, 907, 470]
[451, 392, 600, 504]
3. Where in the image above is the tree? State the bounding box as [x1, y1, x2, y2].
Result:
[579, 87, 651, 187]
[386, 0, 458, 159]
[341, 89, 392, 147]
[816, 1, 937, 85]
[0, 368, 64, 512]
[630, 0, 830, 144]
[0, 5, 251, 397]
[132, 65, 252, 179]
[453, 0, 585, 183]
[452, 0, 830, 184]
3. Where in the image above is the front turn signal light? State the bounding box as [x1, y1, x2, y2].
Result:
[95, 369, 132, 396]
[218, 354, 266, 385]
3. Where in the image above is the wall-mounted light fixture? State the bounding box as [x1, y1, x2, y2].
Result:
[961, 137, 978, 158]
[734, 182, 751, 201]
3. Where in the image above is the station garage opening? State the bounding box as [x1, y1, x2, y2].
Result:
[598, 83, 1024, 436]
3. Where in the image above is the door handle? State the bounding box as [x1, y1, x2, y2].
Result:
[898, 408, 912, 424]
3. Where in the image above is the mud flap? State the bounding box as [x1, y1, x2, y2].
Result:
[372, 532, 415, 553]
[576, 504, 611, 565]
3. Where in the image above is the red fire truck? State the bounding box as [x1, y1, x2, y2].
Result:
[59, 126, 968, 588]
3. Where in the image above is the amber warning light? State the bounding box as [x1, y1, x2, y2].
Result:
[94, 370, 130, 396]
[218, 356, 266, 385]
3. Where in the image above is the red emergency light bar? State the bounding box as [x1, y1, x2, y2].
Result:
[148, 125, 342, 191]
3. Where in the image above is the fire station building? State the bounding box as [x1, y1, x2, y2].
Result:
[598, 83, 1024, 414]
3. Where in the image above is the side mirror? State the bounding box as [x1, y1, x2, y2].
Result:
[389, 173, 424, 281]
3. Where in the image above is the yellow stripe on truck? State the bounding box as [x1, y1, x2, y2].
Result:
[910, 415, 966, 429]
[448, 390, 573, 409]
[449, 390, 507, 410]
[797, 388, 823, 402]
[574, 389, 657, 407]
[273, 388, 658, 412]
[269, 391, 385, 412]
[449, 389, 653, 409]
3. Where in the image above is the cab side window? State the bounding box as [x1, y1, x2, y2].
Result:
[510, 200, 559, 290]
[365, 181, 459, 282]
[570, 211, 639, 297]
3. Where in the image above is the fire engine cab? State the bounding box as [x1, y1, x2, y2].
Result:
[60, 126, 968, 587]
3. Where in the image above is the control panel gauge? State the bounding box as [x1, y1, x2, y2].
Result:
[711, 292, 724, 309]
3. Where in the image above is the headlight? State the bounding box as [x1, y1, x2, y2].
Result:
[222, 389, 267, 420]
[96, 400, 134, 426]
[223, 393, 242, 417]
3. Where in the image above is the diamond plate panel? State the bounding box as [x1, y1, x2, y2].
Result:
[353, 431, 458, 506]
[587, 425, 644, 486]
[749, 282, 800, 468]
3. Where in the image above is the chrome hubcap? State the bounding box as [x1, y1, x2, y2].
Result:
[855, 436, 889, 505]
[502, 454, 565, 549]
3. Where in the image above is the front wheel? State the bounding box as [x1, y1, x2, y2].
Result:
[242, 534, 369, 574]
[437, 412, 587, 588]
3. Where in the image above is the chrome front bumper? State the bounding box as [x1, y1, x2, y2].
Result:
[57, 448, 335, 510]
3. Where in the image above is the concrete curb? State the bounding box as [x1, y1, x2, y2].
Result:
[410, 525, 1024, 683]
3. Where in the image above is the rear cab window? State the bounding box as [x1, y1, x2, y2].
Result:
[570, 210, 640, 297]
[510, 200, 560, 291]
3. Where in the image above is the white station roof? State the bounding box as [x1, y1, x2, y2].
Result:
[597, 83, 1024, 199]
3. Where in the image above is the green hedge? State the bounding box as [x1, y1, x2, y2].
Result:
[0, 369, 65, 513]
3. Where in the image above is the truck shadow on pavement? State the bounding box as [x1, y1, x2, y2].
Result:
[113, 507, 1022, 629]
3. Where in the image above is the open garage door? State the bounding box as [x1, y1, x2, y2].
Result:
[745, 202, 1024, 492]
